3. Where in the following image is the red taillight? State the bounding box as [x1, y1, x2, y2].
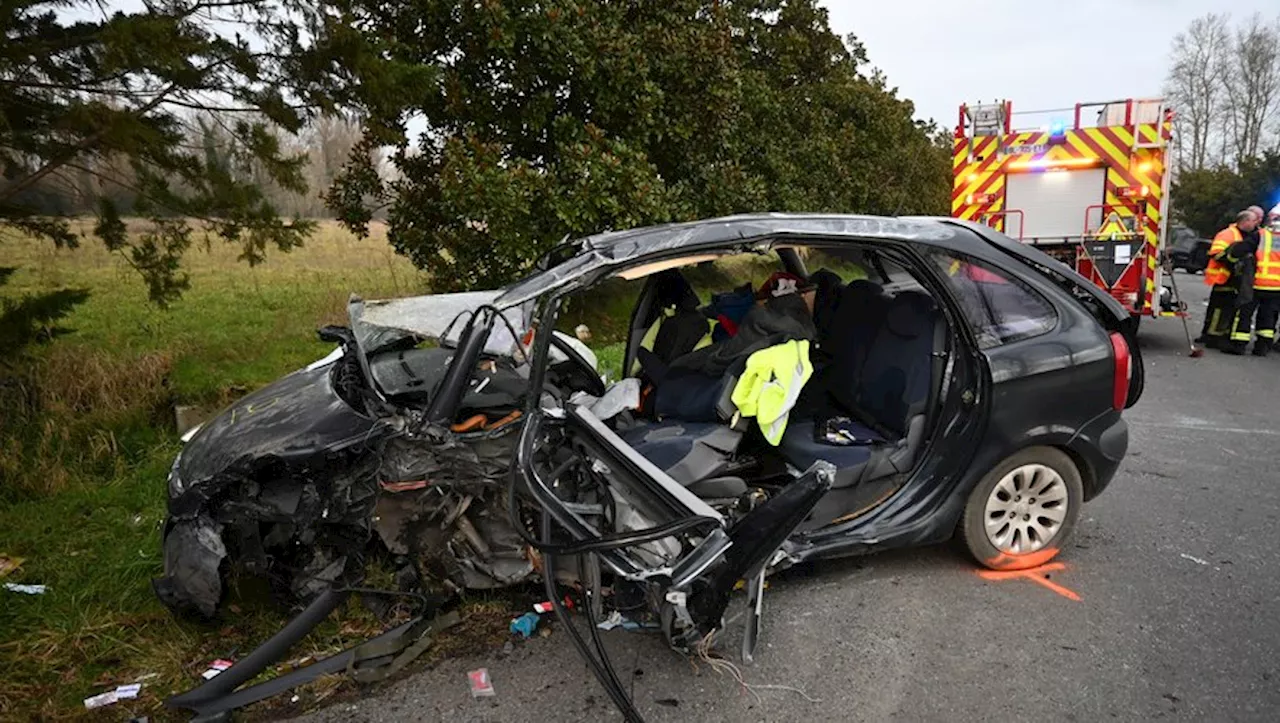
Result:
[1110, 332, 1131, 411]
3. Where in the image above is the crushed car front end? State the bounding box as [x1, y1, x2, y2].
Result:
[155, 328, 390, 618]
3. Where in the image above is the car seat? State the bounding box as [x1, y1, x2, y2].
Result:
[616, 420, 745, 496]
[780, 289, 946, 489]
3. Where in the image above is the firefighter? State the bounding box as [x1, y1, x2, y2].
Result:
[1199, 210, 1260, 350]
[1243, 206, 1280, 356]
[1223, 208, 1274, 355]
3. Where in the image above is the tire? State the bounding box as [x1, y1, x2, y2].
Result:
[960, 446, 1084, 571]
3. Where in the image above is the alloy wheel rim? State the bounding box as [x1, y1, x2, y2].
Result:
[983, 463, 1068, 555]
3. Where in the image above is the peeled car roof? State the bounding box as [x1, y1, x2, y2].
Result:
[495, 213, 957, 307]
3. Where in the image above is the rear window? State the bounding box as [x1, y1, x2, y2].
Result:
[929, 251, 1057, 348]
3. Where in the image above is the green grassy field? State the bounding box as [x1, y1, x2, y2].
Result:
[0, 223, 796, 720]
[0, 222, 441, 720]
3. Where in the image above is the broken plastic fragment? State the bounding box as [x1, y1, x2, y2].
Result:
[115, 683, 142, 700]
[468, 668, 496, 698]
[200, 659, 234, 680]
[596, 610, 624, 631]
[84, 691, 119, 709]
[4, 583, 47, 594]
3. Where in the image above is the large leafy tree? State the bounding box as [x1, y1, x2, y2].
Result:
[314, 0, 949, 292]
[1, 0, 321, 305]
[1172, 152, 1280, 237]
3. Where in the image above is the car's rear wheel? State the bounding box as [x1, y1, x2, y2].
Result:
[960, 447, 1083, 571]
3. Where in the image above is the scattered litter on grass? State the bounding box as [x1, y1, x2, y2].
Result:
[84, 692, 118, 709]
[1180, 553, 1210, 566]
[468, 668, 496, 698]
[509, 612, 540, 639]
[4, 583, 47, 594]
[135, 673, 160, 682]
[115, 683, 142, 700]
[84, 683, 144, 709]
[0, 555, 23, 578]
[201, 659, 235, 680]
[290, 695, 300, 703]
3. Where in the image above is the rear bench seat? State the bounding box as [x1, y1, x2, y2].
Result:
[780, 288, 945, 489]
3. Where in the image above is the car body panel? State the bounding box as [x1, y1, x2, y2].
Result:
[174, 361, 383, 510]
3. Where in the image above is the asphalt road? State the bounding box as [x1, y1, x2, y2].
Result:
[300, 271, 1280, 723]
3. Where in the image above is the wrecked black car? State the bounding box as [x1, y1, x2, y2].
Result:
[157, 214, 1143, 719]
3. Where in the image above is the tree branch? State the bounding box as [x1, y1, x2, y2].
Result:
[0, 53, 248, 204]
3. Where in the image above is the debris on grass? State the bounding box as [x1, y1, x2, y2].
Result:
[83, 682, 143, 709]
[200, 659, 235, 680]
[468, 668, 496, 698]
[4, 582, 48, 594]
[115, 683, 141, 700]
[83, 692, 118, 710]
[0, 555, 23, 578]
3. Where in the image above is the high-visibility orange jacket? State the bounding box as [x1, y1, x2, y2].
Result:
[1205, 225, 1243, 287]
[1253, 229, 1280, 291]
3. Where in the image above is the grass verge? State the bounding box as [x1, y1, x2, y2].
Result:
[0, 222, 448, 720]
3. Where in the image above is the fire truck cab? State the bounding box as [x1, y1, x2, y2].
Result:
[952, 98, 1181, 320]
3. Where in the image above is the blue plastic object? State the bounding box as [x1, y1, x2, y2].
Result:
[509, 612, 540, 639]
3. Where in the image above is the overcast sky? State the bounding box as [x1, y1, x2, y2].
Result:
[824, 0, 1278, 129]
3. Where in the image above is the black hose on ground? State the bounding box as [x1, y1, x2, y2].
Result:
[167, 588, 350, 707]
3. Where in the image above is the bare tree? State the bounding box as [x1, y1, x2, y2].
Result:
[1165, 13, 1233, 171]
[1223, 14, 1280, 164]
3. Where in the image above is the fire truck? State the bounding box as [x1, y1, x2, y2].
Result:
[952, 98, 1181, 320]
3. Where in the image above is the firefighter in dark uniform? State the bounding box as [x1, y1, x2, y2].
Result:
[1199, 210, 1260, 350]
[1229, 208, 1280, 355]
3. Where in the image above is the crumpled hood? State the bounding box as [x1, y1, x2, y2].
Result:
[174, 362, 384, 502]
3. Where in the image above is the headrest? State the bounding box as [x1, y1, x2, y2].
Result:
[884, 291, 937, 338]
[652, 269, 699, 310]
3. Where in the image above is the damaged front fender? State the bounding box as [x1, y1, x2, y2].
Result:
[155, 354, 393, 618]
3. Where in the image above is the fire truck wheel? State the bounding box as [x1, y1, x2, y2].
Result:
[960, 446, 1084, 571]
